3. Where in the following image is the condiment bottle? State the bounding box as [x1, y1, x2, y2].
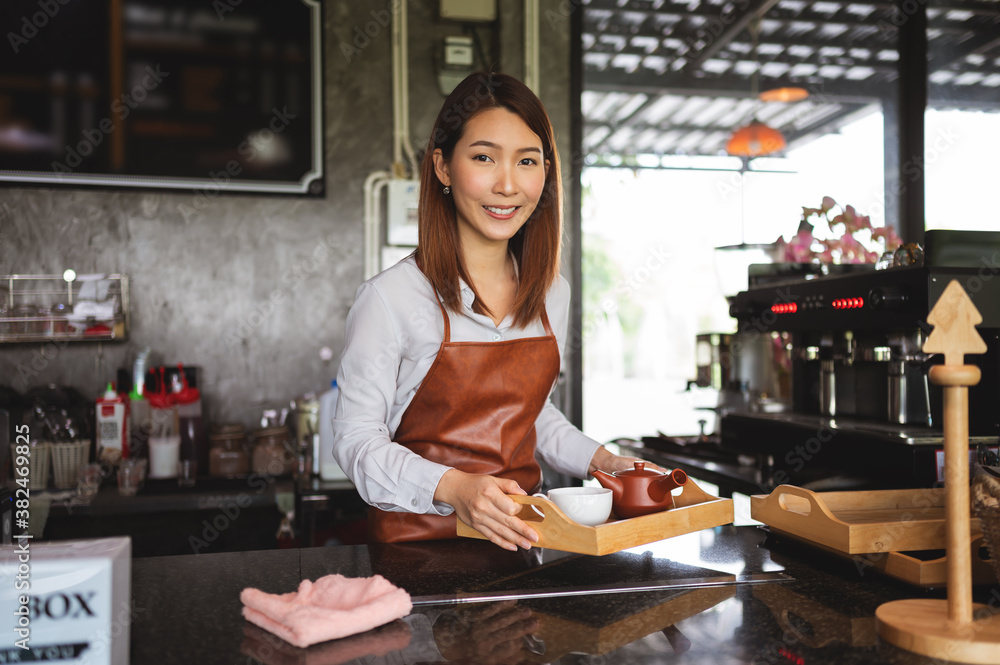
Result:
[96, 383, 128, 465]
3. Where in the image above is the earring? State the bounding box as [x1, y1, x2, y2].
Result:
[443, 186, 451, 195]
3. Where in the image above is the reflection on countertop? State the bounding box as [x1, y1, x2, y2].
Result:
[130, 526, 1000, 664]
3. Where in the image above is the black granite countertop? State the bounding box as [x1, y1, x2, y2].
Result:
[130, 525, 1000, 664]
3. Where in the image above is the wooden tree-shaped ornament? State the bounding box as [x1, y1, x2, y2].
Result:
[876, 280, 1000, 663]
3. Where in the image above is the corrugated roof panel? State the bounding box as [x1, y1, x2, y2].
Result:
[637, 95, 685, 124]
[844, 66, 876, 80]
[652, 130, 684, 153]
[611, 52, 644, 73]
[694, 97, 744, 127]
[583, 126, 612, 150]
[606, 127, 638, 153]
[954, 72, 985, 86]
[702, 59, 735, 74]
[673, 129, 708, 153]
[670, 97, 714, 125]
[582, 0, 999, 159]
[584, 52, 614, 70]
[613, 94, 651, 122]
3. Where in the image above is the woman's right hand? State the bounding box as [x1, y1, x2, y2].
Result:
[432, 601, 539, 664]
[434, 469, 539, 551]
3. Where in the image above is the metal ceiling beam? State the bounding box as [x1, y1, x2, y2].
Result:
[585, 120, 739, 135]
[584, 29, 894, 56]
[582, 1, 996, 33]
[781, 103, 873, 147]
[929, 29, 1000, 71]
[585, 42, 899, 75]
[683, 0, 782, 73]
[585, 69, 1000, 108]
[585, 69, 891, 103]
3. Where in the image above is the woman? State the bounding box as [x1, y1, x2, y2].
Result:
[332, 72, 653, 551]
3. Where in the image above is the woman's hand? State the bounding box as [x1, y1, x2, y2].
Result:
[588, 446, 665, 475]
[432, 601, 539, 664]
[435, 469, 539, 551]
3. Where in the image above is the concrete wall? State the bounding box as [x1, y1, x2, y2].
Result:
[0, 0, 575, 429]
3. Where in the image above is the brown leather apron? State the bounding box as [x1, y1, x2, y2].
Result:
[369, 295, 561, 543]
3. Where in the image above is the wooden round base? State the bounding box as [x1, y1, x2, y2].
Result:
[877, 599, 1000, 664]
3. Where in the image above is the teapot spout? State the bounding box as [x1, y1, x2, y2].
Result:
[592, 469, 624, 499]
[648, 468, 688, 503]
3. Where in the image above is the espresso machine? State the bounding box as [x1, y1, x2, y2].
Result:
[720, 230, 1000, 489]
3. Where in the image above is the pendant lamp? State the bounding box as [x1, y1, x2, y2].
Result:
[726, 17, 787, 158]
[759, 86, 809, 103]
[726, 120, 786, 157]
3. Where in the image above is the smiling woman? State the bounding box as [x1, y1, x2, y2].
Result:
[331, 72, 663, 551]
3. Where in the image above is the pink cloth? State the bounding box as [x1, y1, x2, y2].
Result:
[240, 574, 413, 649]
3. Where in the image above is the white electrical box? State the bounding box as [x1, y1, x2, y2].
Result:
[387, 179, 420, 246]
[441, 0, 496, 22]
[444, 36, 474, 67]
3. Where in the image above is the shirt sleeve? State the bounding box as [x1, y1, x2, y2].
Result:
[331, 282, 455, 516]
[532, 275, 603, 478]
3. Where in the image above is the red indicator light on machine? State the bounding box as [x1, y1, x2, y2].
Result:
[770, 303, 798, 314]
[832, 297, 864, 310]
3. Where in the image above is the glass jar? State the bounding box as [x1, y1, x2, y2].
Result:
[251, 426, 295, 476]
[209, 425, 249, 478]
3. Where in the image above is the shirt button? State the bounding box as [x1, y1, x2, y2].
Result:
[493, 333, 502, 341]
[411, 499, 418, 507]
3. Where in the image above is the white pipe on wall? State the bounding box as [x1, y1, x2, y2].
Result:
[524, 0, 540, 93]
[391, 3, 404, 171]
[398, 0, 419, 176]
[391, 0, 418, 177]
[363, 170, 391, 279]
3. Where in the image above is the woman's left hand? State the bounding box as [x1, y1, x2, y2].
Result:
[587, 446, 665, 475]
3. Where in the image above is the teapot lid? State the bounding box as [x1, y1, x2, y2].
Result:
[615, 461, 664, 477]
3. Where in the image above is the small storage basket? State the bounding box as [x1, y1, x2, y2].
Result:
[972, 466, 1000, 585]
[51, 440, 91, 490]
[10, 442, 50, 490]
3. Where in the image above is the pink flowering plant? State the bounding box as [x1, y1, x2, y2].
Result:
[775, 196, 903, 264]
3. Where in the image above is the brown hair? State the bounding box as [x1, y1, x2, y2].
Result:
[414, 71, 562, 328]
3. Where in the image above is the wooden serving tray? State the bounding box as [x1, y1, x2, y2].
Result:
[769, 529, 997, 588]
[751, 484, 982, 554]
[526, 584, 736, 661]
[753, 583, 876, 647]
[457, 479, 734, 555]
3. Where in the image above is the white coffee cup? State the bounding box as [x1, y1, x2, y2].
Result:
[532, 487, 613, 526]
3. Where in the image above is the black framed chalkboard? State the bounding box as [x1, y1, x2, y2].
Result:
[0, 0, 323, 195]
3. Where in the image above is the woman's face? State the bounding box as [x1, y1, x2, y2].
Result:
[433, 107, 548, 250]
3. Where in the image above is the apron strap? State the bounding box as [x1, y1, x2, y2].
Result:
[540, 308, 553, 337]
[433, 295, 451, 343]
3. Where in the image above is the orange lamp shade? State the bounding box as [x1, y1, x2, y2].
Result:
[726, 121, 786, 157]
[759, 87, 810, 103]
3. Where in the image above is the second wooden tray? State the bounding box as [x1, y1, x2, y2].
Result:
[751, 484, 982, 554]
[457, 479, 734, 555]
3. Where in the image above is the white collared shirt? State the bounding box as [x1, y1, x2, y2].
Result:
[332, 255, 602, 516]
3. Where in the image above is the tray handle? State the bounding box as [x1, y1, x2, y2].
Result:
[509, 494, 595, 544]
[511, 494, 584, 524]
[764, 484, 840, 522]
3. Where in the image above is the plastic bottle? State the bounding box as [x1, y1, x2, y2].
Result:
[173, 364, 207, 478]
[318, 380, 348, 480]
[96, 383, 129, 464]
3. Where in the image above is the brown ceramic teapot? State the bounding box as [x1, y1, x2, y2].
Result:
[591, 462, 688, 518]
